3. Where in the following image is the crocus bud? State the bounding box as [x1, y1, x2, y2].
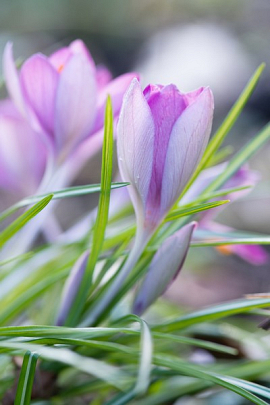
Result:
[3, 40, 138, 161]
[117, 79, 214, 235]
[133, 222, 196, 316]
[56, 250, 89, 326]
[0, 100, 46, 197]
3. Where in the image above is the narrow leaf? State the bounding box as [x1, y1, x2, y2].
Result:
[0, 195, 53, 248]
[15, 351, 39, 405]
[165, 200, 229, 222]
[65, 96, 114, 326]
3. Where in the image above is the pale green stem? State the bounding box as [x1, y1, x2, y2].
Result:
[79, 228, 151, 327]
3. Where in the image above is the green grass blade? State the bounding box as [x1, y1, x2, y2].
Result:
[14, 351, 39, 405]
[0, 182, 128, 222]
[178, 63, 265, 200]
[165, 200, 230, 222]
[0, 195, 53, 249]
[202, 122, 270, 194]
[0, 341, 130, 390]
[154, 297, 270, 332]
[153, 332, 238, 355]
[154, 355, 268, 405]
[65, 96, 114, 326]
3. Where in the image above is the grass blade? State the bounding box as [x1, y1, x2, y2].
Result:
[0, 182, 128, 222]
[15, 351, 39, 405]
[0, 195, 53, 248]
[154, 297, 270, 332]
[177, 63, 265, 200]
[165, 200, 229, 222]
[65, 96, 114, 326]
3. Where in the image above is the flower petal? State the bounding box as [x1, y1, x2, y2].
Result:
[160, 87, 214, 216]
[3, 42, 26, 117]
[93, 72, 139, 134]
[133, 222, 196, 315]
[117, 78, 155, 229]
[0, 107, 47, 195]
[20, 54, 59, 137]
[54, 53, 97, 155]
[96, 65, 113, 89]
[145, 84, 188, 226]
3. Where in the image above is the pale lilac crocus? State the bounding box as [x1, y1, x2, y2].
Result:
[133, 222, 196, 315]
[3, 39, 138, 165]
[0, 99, 47, 197]
[84, 80, 214, 325]
[184, 163, 268, 265]
[117, 79, 214, 237]
[1, 40, 137, 258]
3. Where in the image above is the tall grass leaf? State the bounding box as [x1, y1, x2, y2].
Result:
[0, 341, 130, 390]
[65, 96, 114, 326]
[0, 182, 128, 222]
[154, 297, 270, 332]
[0, 195, 53, 249]
[154, 355, 268, 405]
[14, 351, 39, 405]
[165, 200, 230, 222]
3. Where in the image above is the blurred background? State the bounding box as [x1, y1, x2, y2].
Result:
[1, 0, 270, 307]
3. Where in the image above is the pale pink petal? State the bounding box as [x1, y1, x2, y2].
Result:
[230, 244, 268, 265]
[3, 42, 26, 117]
[0, 113, 47, 196]
[96, 65, 112, 89]
[69, 39, 95, 66]
[54, 53, 97, 154]
[20, 54, 59, 137]
[93, 72, 139, 134]
[49, 47, 72, 71]
[133, 222, 196, 315]
[160, 87, 214, 217]
[117, 78, 155, 229]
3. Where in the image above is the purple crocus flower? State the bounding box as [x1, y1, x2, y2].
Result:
[0, 99, 47, 197]
[86, 80, 214, 325]
[117, 79, 214, 237]
[133, 222, 196, 316]
[3, 40, 138, 162]
[184, 163, 268, 265]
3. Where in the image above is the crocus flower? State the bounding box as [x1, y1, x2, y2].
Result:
[184, 163, 268, 265]
[0, 99, 47, 197]
[117, 79, 214, 237]
[56, 250, 89, 326]
[133, 222, 196, 315]
[85, 80, 214, 325]
[3, 40, 138, 163]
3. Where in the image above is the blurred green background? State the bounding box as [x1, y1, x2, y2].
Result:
[1, 0, 270, 308]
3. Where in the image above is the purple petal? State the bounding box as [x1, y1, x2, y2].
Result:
[0, 107, 47, 196]
[93, 72, 139, 134]
[3, 42, 27, 117]
[20, 54, 59, 137]
[117, 78, 155, 229]
[144, 84, 188, 226]
[56, 251, 89, 326]
[49, 47, 72, 71]
[160, 87, 214, 217]
[49, 39, 95, 72]
[225, 244, 268, 265]
[96, 65, 113, 89]
[54, 53, 97, 154]
[133, 222, 196, 315]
